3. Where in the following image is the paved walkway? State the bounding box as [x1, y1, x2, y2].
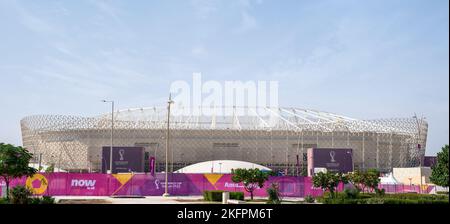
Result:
[54, 196, 212, 204]
[53, 196, 305, 204]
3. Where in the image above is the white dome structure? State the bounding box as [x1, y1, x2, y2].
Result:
[175, 160, 271, 174]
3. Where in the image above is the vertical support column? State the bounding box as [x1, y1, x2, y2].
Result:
[362, 132, 365, 170]
[285, 132, 289, 175]
[347, 131, 350, 147]
[389, 133, 393, 169]
[316, 132, 319, 147]
[301, 131, 304, 175]
[255, 130, 258, 163]
[376, 133, 379, 169]
[270, 130, 273, 165]
[296, 131, 301, 176]
[331, 131, 334, 148]
[400, 137, 404, 167]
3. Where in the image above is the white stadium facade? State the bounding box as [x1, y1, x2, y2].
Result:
[20, 106, 428, 174]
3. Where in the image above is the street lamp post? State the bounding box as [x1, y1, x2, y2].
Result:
[163, 94, 174, 197]
[102, 100, 114, 174]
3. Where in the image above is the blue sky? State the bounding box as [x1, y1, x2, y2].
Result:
[0, 0, 448, 155]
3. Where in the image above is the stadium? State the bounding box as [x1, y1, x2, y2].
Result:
[20, 106, 428, 174]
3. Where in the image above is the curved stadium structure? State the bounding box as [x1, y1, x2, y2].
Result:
[20, 106, 428, 173]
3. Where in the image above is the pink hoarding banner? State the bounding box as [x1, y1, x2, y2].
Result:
[0, 173, 434, 197]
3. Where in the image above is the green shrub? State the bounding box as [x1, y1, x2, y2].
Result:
[229, 192, 244, 200]
[358, 193, 375, 199]
[203, 191, 245, 202]
[317, 192, 449, 204]
[203, 190, 224, 202]
[375, 188, 385, 197]
[343, 188, 360, 199]
[416, 199, 449, 204]
[41, 196, 55, 204]
[9, 185, 33, 204]
[329, 198, 359, 204]
[304, 195, 315, 203]
[436, 191, 449, 195]
[266, 183, 281, 204]
[316, 196, 360, 204]
[202, 191, 210, 201]
[28, 196, 55, 204]
[382, 198, 419, 204]
[383, 193, 448, 201]
[29, 197, 42, 204]
[0, 198, 9, 204]
[365, 198, 385, 204]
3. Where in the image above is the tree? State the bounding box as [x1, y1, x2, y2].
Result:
[45, 164, 55, 173]
[347, 170, 364, 192]
[363, 169, 380, 193]
[266, 182, 282, 204]
[312, 171, 348, 198]
[0, 143, 37, 200]
[430, 145, 449, 187]
[347, 169, 380, 193]
[231, 168, 269, 200]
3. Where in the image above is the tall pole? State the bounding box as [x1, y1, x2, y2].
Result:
[163, 94, 173, 197]
[102, 100, 114, 174]
[38, 153, 42, 172]
[111, 101, 114, 174]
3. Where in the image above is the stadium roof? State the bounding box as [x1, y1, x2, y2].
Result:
[22, 106, 425, 136]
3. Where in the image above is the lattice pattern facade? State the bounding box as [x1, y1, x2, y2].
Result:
[20, 107, 428, 174]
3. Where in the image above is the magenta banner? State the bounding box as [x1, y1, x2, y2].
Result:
[0, 173, 434, 197]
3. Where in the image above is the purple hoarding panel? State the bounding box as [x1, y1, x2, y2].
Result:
[102, 147, 144, 173]
[308, 148, 353, 174]
[423, 156, 437, 167]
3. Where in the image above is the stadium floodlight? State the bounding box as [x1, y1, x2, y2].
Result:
[102, 100, 114, 174]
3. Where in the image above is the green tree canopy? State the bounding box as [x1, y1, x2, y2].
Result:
[430, 145, 449, 187]
[312, 171, 348, 198]
[347, 169, 380, 193]
[231, 168, 269, 200]
[0, 143, 37, 199]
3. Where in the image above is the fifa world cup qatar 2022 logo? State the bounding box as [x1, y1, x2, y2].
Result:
[326, 150, 340, 168]
[329, 151, 336, 162]
[119, 149, 125, 161]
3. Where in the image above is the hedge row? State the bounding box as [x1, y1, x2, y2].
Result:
[317, 197, 449, 204]
[382, 193, 448, 201]
[0, 196, 55, 204]
[203, 190, 245, 202]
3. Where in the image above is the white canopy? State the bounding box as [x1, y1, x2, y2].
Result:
[175, 160, 271, 174]
[379, 173, 399, 184]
